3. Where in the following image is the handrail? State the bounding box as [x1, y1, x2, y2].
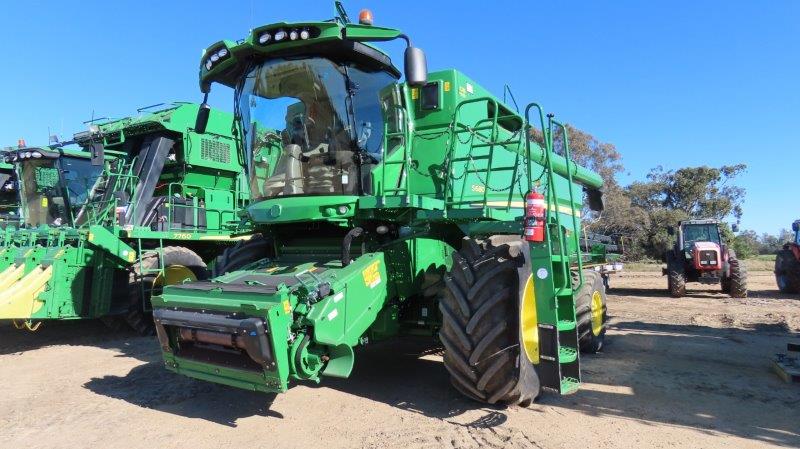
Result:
[547, 117, 583, 290]
[379, 94, 410, 196]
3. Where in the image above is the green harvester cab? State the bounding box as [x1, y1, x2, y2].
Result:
[0, 149, 21, 227]
[151, 5, 613, 405]
[0, 103, 249, 333]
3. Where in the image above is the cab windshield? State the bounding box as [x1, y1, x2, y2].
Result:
[0, 166, 17, 213]
[682, 224, 721, 248]
[237, 57, 395, 201]
[19, 156, 104, 227]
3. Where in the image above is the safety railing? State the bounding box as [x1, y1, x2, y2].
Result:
[547, 118, 584, 289]
[164, 182, 247, 233]
[442, 96, 525, 214]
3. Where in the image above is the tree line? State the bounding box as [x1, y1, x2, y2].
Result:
[552, 124, 788, 261]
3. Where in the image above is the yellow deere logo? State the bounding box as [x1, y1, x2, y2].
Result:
[361, 260, 381, 289]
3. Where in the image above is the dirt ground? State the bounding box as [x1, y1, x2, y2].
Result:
[0, 270, 798, 449]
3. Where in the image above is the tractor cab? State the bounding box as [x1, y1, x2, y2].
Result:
[241, 55, 398, 199]
[6, 147, 109, 228]
[679, 220, 723, 270]
[680, 221, 721, 250]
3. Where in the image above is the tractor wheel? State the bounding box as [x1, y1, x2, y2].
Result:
[728, 258, 748, 298]
[125, 246, 208, 335]
[667, 253, 686, 298]
[211, 234, 272, 277]
[721, 276, 732, 294]
[438, 237, 540, 407]
[575, 270, 607, 353]
[775, 249, 800, 294]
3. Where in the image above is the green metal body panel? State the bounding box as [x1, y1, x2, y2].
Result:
[0, 104, 248, 323]
[153, 9, 610, 397]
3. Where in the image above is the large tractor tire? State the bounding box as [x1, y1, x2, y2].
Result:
[720, 275, 732, 294]
[438, 237, 540, 407]
[775, 249, 800, 294]
[126, 246, 208, 335]
[728, 258, 748, 298]
[575, 270, 607, 353]
[666, 253, 686, 298]
[211, 234, 272, 277]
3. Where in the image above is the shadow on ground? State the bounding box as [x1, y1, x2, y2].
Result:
[550, 319, 800, 447]
[84, 359, 282, 427]
[82, 337, 498, 427]
[76, 314, 800, 445]
[0, 319, 143, 356]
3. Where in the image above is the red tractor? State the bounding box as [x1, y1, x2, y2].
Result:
[663, 219, 747, 298]
[775, 220, 800, 293]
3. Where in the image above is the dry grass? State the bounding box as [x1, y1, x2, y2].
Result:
[622, 258, 775, 273]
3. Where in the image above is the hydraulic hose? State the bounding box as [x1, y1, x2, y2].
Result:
[341, 227, 364, 267]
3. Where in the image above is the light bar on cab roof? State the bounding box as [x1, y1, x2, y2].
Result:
[256, 26, 319, 47]
[204, 46, 230, 71]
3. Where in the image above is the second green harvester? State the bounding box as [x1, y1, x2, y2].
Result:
[151, 6, 611, 405]
[0, 103, 247, 333]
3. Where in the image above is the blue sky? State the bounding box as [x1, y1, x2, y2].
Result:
[0, 1, 797, 234]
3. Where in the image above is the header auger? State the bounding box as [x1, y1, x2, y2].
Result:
[151, 5, 613, 405]
[0, 103, 248, 333]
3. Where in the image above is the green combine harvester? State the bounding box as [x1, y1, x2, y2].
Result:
[151, 5, 612, 405]
[0, 103, 247, 333]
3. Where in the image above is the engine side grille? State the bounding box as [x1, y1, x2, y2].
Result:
[200, 138, 231, 164]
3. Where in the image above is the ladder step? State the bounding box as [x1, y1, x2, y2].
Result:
[559, 346, 578, 364]
[557, 320, 576, 331]
[560, 377, 580, 395]
[556, 287, 574, 297]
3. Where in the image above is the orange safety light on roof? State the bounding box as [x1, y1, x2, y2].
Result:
[358, 9, 373, 25]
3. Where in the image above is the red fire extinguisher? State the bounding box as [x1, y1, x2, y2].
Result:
[524, 190, 545, 242]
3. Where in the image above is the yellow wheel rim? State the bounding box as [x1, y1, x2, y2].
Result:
[591, 291, 604, 336]
[154, 265, 197, 288]
[520, 275, 539, 363]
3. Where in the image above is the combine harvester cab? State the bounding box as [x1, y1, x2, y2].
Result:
[152, 5, 612, 404]
[0, 153, 20, 228]
[0, 103, 249, 332]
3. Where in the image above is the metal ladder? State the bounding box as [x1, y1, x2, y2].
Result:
[379, 87, 413, 200]
[523, 103, 584, 395]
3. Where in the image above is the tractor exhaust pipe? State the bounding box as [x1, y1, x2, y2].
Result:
[195, 93, 211, 134]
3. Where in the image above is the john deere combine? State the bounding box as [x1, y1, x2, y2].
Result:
[0, 103, 247, 333]
[151, 5, 611, 405]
